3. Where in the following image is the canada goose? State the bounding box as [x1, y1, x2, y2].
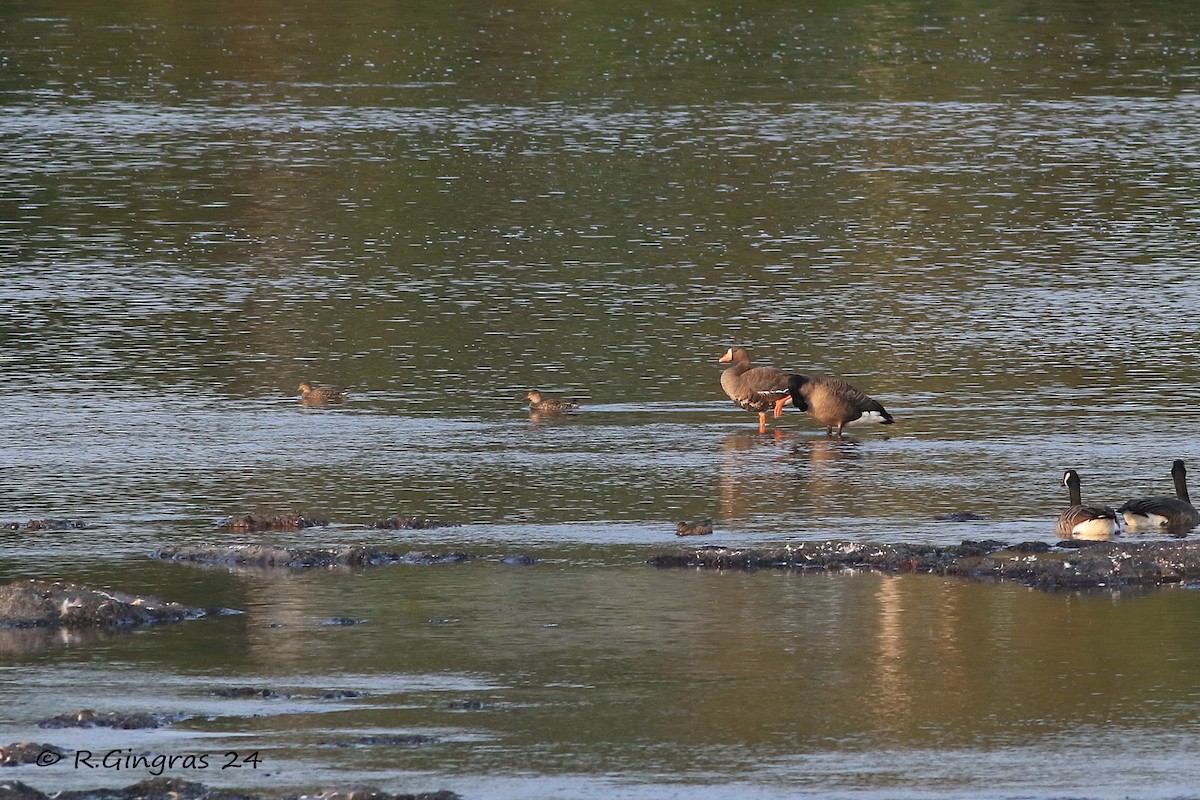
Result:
[786, 374, 894, 437]
[1117, 460, 1200, 533]
[718, 347, 792, 433]
[298, 382, 349, 404]
[527, 390, 579, 414]
[1056, 469, 1119, 540]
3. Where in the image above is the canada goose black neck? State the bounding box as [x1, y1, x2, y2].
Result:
[1063, 469, 1083, 506]
[1173, 460, 1191, 504]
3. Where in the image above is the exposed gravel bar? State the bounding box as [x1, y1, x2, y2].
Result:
[648, 539, 1200, 590]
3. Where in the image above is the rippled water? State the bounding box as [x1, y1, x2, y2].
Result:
[5, 1, 1200, 798]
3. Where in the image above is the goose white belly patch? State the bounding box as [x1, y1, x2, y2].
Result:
[845, 411, 890, 426]
[1121, 512, 1169, 529]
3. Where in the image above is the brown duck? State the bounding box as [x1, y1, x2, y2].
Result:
[1056, 469, 1119, 540]
[1117, 459, 1200, 533]
[527, 390, 579, 414]
[718, 347, 894, 435]
[298, 382, 349, 404]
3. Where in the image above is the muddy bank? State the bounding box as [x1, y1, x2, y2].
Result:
[0, 580, 234, 628]
[648, 539, 1200, 590]
[0, 778, 459, 800]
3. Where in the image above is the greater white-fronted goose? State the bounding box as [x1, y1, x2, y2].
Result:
[527, 390, 579, 414]
[1117, 459, 1200, 533]
[786, 374, 894, 437]
[298, 382, 349, 404]
[718, 347, 792, 433]
[1056, 469, 1119, 540]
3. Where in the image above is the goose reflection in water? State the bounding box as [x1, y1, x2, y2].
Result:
[717, 431, 862, 523]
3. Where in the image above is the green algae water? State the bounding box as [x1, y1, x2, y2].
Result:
[5, 1, 1200, 797]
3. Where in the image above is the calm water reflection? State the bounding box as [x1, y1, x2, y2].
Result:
[5, 0, 1200, 797]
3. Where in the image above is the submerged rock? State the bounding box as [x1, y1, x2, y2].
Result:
[37, 710, 180, 730]
[217, 513, 328, 532]
[1, 519, 88, 532]
[649, 539, 1200, 590]
[401, 551, 473, 565]
[0, 580, 227, 629]
[154, 544, 406, 569]
[325, 734, 440, 748]
[154, 545, 479, 571]
[289, 788, 459, 800]
[0, 743, 66, 767]
[0, 778, 459, 800]
[369, 516, 453, 530]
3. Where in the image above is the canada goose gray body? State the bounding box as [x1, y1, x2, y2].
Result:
[786, 374, 894, 437]
[718, 347, 792, 432]
[527, 390, 579, 414]
[1117, 460, 1200, 533]
[1056, 469, 1119, 540]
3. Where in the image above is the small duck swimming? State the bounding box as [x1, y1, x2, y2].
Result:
[676, 518, 714, 537]
[527, 390, 579, 414]
[298, 382, 349, 404]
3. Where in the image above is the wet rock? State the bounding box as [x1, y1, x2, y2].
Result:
[288, 788, 458, 800]
[58, 778, 262, 800]
[369, 516, 453, 530]
[676, 518, 714, 536]
[649, 539, 1200, 591]
[154, 545, 407, 569]
[401, 551, 473, 565]
[319, 617, 366, 626]
[442, 699, 487, 711]
[1, 519, 87, 532]
[36, 710, 180, 730]
[217, 513, 328, 532]
[0, 781, 48, 800]
[0, 780, 458, 800]
[0, 580, 227, 629]
[499, 554, 537, 566]
[0, 743, 66, 767]
[326, 734, 441, 748]
[317, 690, 364, 700]
[28, 519, 87, 531]
[209, 687, 285, 699]
[933, 512, 986, 522]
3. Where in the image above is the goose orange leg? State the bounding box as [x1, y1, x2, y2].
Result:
[772, 395, 790, 418]
[757, 412, 767, 433]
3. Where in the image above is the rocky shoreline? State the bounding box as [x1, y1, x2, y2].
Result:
[648, 538, 1200, 590]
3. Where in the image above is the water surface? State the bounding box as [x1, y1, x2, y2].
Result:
[4, 1, 1200, 798]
